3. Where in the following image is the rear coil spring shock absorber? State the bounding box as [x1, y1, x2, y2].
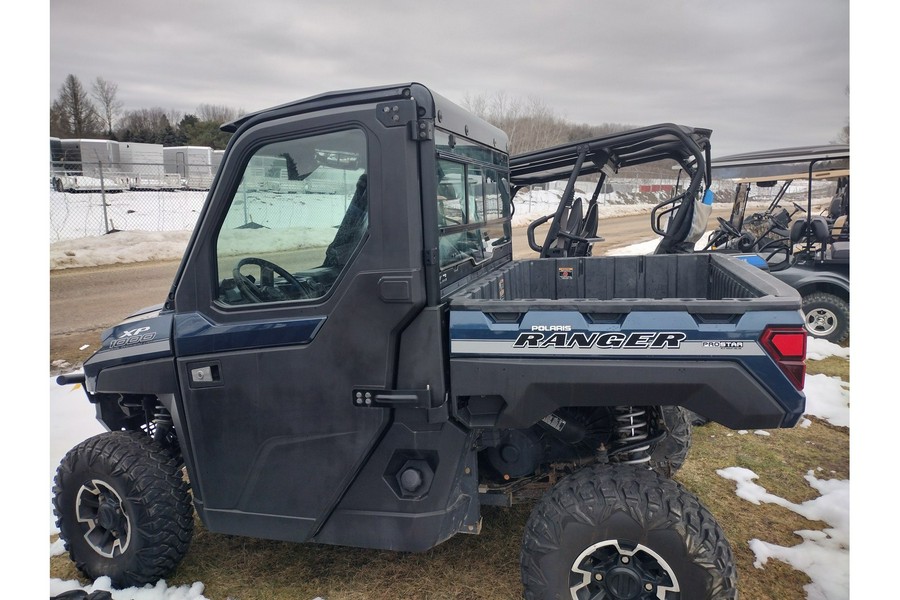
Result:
[612, 406, 651, 464]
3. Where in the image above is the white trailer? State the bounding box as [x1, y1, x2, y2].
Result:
[119, 143, 180, 189]
[53, 139, 128, 192]
[164, 146, 214, 190]
[59, 139, 121, 172]
[119, 142, 164, 168]
[211, 149, 225, 175]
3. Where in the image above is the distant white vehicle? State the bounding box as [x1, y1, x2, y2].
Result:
[49, 138, 219, 192]
[51, 174, 129, 193]
[51, 138, 127, 192]
[164, 146, 215, 190]
[118, 142, 163, 167]
[118, 142, 185, 190]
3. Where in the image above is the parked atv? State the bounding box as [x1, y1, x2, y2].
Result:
[53, 83, 807, 598]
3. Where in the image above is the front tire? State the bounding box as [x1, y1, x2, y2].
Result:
[521, 465, 736, 599]
[52, 431, 194, 588]
[802, 292, 849, 343]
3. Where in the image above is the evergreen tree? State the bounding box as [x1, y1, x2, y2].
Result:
[52, 74, 102, 138]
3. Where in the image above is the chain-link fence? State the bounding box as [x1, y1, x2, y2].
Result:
[49, 160, 215, 242]
[50, 159, 841, 244]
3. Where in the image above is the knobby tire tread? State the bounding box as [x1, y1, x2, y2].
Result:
[650, 406, 693, 478]
[803, 291, 849, 343]
[52, 431, 194, 588]
[520, 465, 737, 600]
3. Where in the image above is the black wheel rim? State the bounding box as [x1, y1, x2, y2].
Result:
[570, 540, 679, 599]
[75, 479, 132, 558]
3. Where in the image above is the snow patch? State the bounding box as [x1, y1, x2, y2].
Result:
[50, 576, 210, 600]
[717, 467, 849, 600]
[804, 374, 850, 428]
[807, 338, 850, 361]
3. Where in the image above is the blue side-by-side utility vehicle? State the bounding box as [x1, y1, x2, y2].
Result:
[53, 83, 807, 599]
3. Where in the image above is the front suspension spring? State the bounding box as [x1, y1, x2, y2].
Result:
[152, 405, 176, 446]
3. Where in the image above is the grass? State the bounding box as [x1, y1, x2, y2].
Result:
[50, 357, 849, 599]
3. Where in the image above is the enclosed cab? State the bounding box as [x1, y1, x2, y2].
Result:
[54, 83, 806, 598]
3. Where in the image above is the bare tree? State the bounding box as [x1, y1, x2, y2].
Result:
[833, 123, 849, 145]
[52, 74, 102, 138]
[196, 103, 240, 123]
[49, 105, 68, 139]
[166, 109, 185, 128]
[463, 92, 570, 154]
[116, 107, 174, 143]
[832, 85, 849, 145]
[92, 77, 123, 137]
[462, 92, 488, 118]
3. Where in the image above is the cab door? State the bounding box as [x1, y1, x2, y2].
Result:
[171, 103, 425, 542]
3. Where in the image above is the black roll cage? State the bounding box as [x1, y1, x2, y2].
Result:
[509, 123, 712, 256]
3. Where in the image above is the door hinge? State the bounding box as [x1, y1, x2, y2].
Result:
[353, 388, 432, 408]
[423, 248, 438, 266]
[410, 118, 434, 141]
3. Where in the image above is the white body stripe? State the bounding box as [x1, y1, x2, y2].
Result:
[450, 339, 765, 357]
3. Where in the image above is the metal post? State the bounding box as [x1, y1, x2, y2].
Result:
[99, 161, 110, 234]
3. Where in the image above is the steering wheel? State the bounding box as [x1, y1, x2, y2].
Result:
[233, 257, 312, 303]
[702, 229, 729, 250]
[736, 232, 758, 252]
[792, 202, 807, 214]
[758, 239, 794, 272]
[716, 217, 742, 239]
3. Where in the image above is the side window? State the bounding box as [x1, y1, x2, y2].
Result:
[215, 129, 368, 305]
[437, 159, 466, 227]
[436, 158, 511, 268]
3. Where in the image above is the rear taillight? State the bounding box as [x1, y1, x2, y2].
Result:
[760, 326, 807, 390]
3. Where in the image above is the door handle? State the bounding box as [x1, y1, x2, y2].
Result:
[188, 362, 222, 388]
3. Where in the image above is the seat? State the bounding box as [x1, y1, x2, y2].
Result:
[323, 174, 368, 269]
[790, 216, 829, 244]
[830, 215, 849, 241]
[790, 216, 831, 258]
[571, 198, 601, 256]
[540, 197, 583, 257]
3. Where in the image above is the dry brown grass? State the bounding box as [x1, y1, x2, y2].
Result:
[51, 358, 849, 599]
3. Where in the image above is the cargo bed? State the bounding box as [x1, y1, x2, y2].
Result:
[447, 253, 805, 430]
[449, 253, 800, 313]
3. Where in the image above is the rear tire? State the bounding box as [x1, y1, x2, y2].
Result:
[649, 406, 692, 477]
[521, 465, 737, 599]
[802, 292, 849, 343]
[688, 410, 710, 426]
[52, 431, 193, 588]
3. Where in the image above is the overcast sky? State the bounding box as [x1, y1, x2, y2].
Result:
[48, 0, 849, 157]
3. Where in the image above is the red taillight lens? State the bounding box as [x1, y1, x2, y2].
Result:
[760, 326, 807, 390]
